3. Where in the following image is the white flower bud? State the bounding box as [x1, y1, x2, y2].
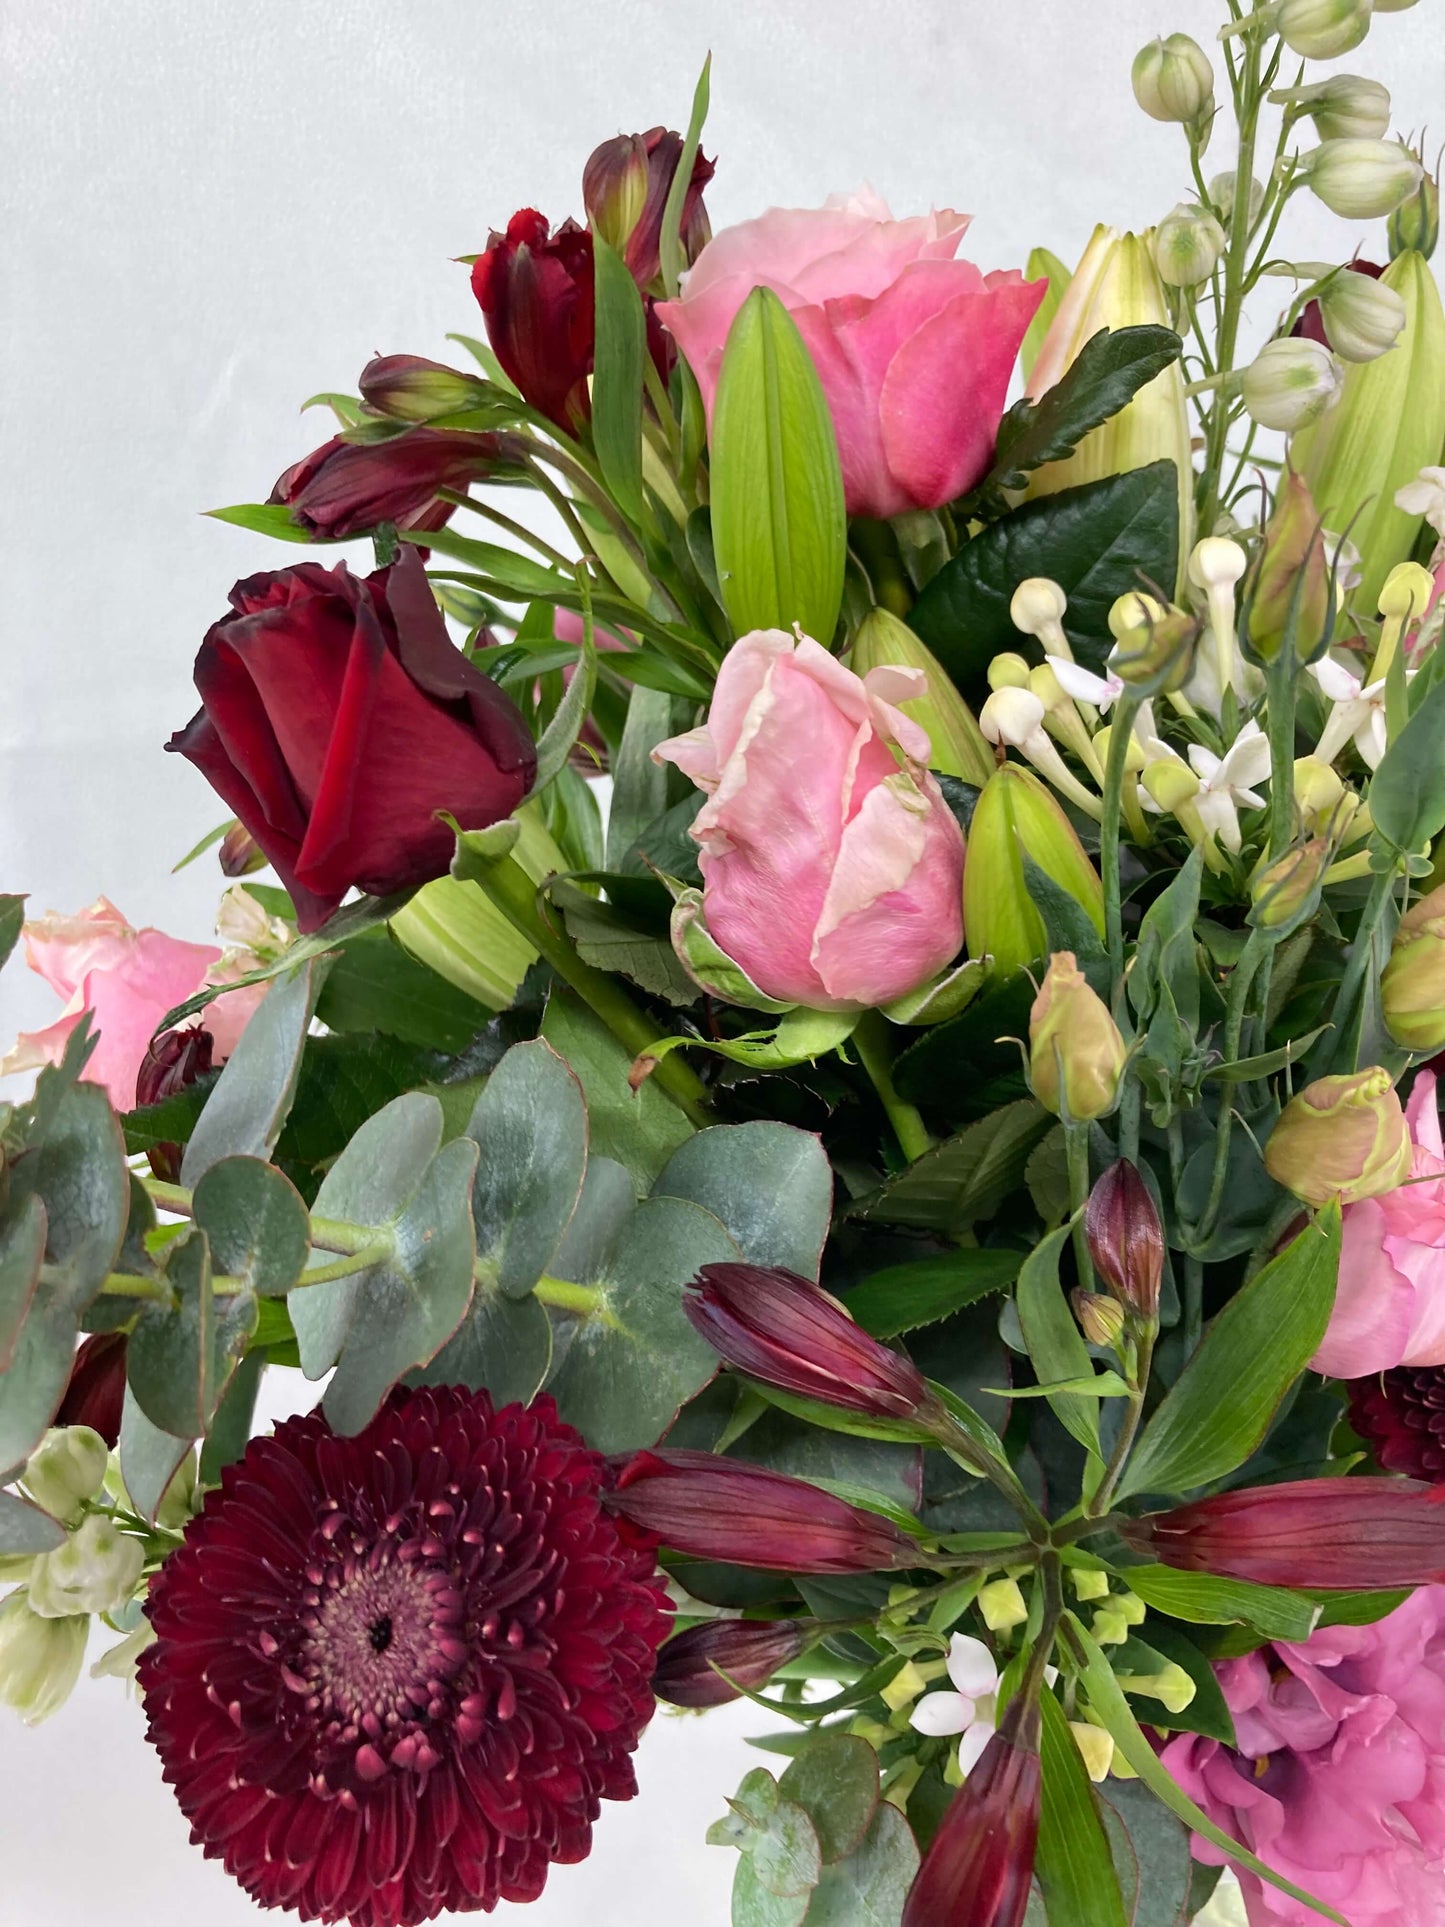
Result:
[22, 1427, 109, 1526]
[1273, 74, 1391, 140]
[987, 651, 1033, 691]
[1274, 0, 1373, 60]
[1315, 268, 1408, 361]
[27, 1515, 144, 1620]
[980, 685, 1049, 748]
[1209, 171, 1266, 230]
[1154, 203, 1227, 286]
[1010, 577, 1069, 639]
[1189, 536, 1249, 593]
[1241, 337, 1344, 430]
[0, 1591, 88, 1724]
[1305, 139, 1426, 219]
[1132, 34, 1215, 124]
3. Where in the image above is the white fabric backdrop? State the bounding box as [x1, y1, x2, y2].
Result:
[3, 1, 1444, 1920]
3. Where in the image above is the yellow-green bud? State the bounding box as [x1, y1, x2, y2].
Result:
[1305, 140, 1426, 221]
[851, 607, 994, 787]
[1073, 1289, 1128, 1348]
[1273, 0, 1373, 60]
[1247, 469, 1331, 662]
[1389, 164, 1440, 262]
[1154, 204, 1227, 288]
[880, 1659, 932, 1712]
[27, 1515, 144, 1620]
[1273, 74, 1391, 141]
[1241, 338, 1343, 431]
[1070, 1567, 1113, 1601]
[987, 651, 1034, 691]
[978, 1577, 1029, 1631]
[1383, 883, 1445, 1051]
[1115, 1661, 1197, 1715]
[1115, 1591, 1147, 1628]
[1142, 758, 1202, 814]
[1131, 34, 1214, 124]
[22, 1428, 109, 1527]
[1092, 1606, 1132, 1646]
[1264, 1067, 1413, 1207]
[1293, 756, 1348, 834]
[1107, 594, 1199, 692]
[1378, 561, 1436, 621]
[0, 1592, 87, 1725]
[964, 766, 1105, 978]
[1069, 1719, 1116, 1783]
[1029, 952, 1128, 1121]
[1249, 839, 1330, 931]
[1316, 269, 1409, 363]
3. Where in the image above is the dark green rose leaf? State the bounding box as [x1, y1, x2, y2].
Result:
[314, 925, 490, 1052]
[542, 988, 693, 1188]
[845, 1102, 1051, 1238]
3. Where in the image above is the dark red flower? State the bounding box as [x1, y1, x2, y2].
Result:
[1349, 1368, 1445, 1482]
[139, 1387, 669, 1927]
[652, 1618, 814, 1709]
[134, 1025, 214, 1182]
[1085, 1158, 1163, 1319]
[582, 128, 714, 291]
[684, 1263, 937, 1426]
[608, 1448, 919, 1574]
[1123, 1477, 1445, 1588]
[1293, 258, 1385, 348]
[357, 356, 489, 424]
[270, 427, 523, 540]
[471, 211, 597, 432]
[166, 547, 536, 932]
[56, 1332, 128, 1448]
[902, 1698, 1041, 1927]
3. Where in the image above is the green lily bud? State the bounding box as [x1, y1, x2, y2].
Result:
[963, 766, 1105, 977]
[1389, 160, 1440, 261]
[1264, 1067, 1413, 1207]
[1241, 337, 1343, 431]
[1383, 883, 1445, 1051]
[0, 1593, 87, 1725]
[27, 1516, 144, 1620]
[1271, 74, 1391, 141]
[1293, 251, 1445, 614]
[1154, 204, 1227, 288]
[22, 1428, 109, 1527]
[1246, 470, 1331, 663]
[851, 608, 993, 786]
[1131, 34, 1214, 126]
[1304, 140, 1425, 221]
[1029, 951, 1127, 1121]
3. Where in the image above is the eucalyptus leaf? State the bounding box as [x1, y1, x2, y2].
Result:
[800, 1801, 920, 1927]
[8, 1081, 129, 1312]
[412, 1281, 553, 1409]
[1097, 1781, 1193, 1927]
[181, 957, 332, 1183]
[0, 894, 25, 973]
[777, 1734, 880, 1864]
[191, 1157, 311, 1298]
[653, 1124, 834, 1278]
[466, 1040, 587, 1299]
[128, 1228, 257, 1439]
[0, 1194, 46, 1374]
[118, 1386, 193, 1526]
[0, 1487, 66, 1556]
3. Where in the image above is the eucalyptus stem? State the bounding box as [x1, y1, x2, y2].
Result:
[853, 1011, 933, 1165]
[1063, 1120, 1095, 1295]
[1101, 693, 1139, 983]
[531, 1274, 612, 1321]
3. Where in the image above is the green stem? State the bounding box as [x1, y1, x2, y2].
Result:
[1183, 1254, 1206, 1356]
[1188, 932, 1265, 1249]
[531, 1274, 614, 1321]
[1315, 862, 1397, 1076]
[461, 852, 712, 1126]
[853, 1011, 933, 1164]
[1199, 30, 1264, 531]
[442, 491, 574, 569]
[1063, 1120, 1095, 1294]
[1101, 694, 1139, 984]
[1088, 1326, 1156, 1517]
[1265, 653, 1299, 863]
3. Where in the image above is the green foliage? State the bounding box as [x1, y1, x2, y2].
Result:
[541, 988, 694, 1187]
[181, 958, 331, 1183]
[0, 894, 24, 973]
[127, 1228, 257, 1439]
[313, 925, 491, 1051]
[846, 1102, 1052, 1239]
[1368, 673, 1445, 854]
[591, 234, 647, 527]
[1016, 1224, 1103, 1457]
[192, 1157, 310, 1298]
[1036, 1686, 1128, 1927]
[1123, 1564, 1319, 1644]
[652, 1123, 834, 1277]
[117, 1387, 193, 1525]
[843, 1249, 1022, 1339]
[0, 1487, 66, 1555]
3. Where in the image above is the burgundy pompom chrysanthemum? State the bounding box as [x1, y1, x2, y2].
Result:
[1348, 1367, 1445, 1483]
[139, 1387, 670, 1927]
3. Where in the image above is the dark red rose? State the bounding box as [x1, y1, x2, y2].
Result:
[471, 210, 597, 432]
[269, 426, 524, 539]
[56, 1332, 128, 1448]
[139, 1387, 670, 1927]
[1349, 1368, 1445, 1482]
[1293, 258, 1385, 348]
[583, 127, 715, 291]
[134, 1025, 214, 1182]
[166, 548, 536, 932]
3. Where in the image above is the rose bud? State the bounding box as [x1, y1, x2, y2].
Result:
[357, 353, 489, 423]
[583, 127, 715, 291]
[652, 1618, 814, 1709]
[1383, 884, 1445, 1053]
[471, 209, 598, 432]
[902, 1698, 1041, 1927]
[652, 629, 964, 1011]
[1085, 1159, 1163, 1320]
[1028, 953, 1127, 1122]
[55, 1334, 128, 1450]
[1264, 1068, 1412, 1209]
[270, 426, 523, 540]
[608, 1450, 920, 1574]
[964, 766, 1105, 979]
[684, 1263, 940, 1428]
[1248, 838, 1330, 934]
[134, 1025, 214, 1182]
[1123, 1478, 1445, 1589]
[217, 821, 265, 878]
[167, 547, 537, 933]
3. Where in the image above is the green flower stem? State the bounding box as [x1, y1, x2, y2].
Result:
[1312, 862, 1398, 1078]
[1265, 652, 1299, 864]
[941, 1441, 1050, 1543]
[460, 854, 713, 1127]
[853, 1010, 933, 1165]
[1063, 1119, 1095, 1296]
[1187, 930, 1265, 1251]
[1183, 1253, 1206, 1357]
[1086, 1325, 1155, 1518]
[1198, 28, 1264, 532]
[1101, 694, 1139, 984]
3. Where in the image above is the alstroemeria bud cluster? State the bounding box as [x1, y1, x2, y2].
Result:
[1085, 1159, 1164, 1321]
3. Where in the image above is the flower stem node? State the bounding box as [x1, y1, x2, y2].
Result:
[21, 1427, 109, 1527]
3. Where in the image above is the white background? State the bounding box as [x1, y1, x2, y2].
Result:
[3, 2, 1444, 1921]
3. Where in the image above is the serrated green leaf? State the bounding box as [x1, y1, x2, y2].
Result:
[314, 924, 490, 1051]
[846, 1101, 1052, 1238]
[553, 879, 697, 1004]
[844, 1249, 1021, 1340]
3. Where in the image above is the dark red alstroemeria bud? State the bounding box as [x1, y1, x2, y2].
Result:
[583, 126, 715, 290]
[653, 1617, 814, 1709]
[1124, 1477, 1445, 1589]
[55, 1332, 128, 1449]
[608, 1449, 919, 1574]
[218, 822, 265, 877]
[471, 210, 597, 432]
[1085, 1159, 1163, 1319]
[684, 1263, 939, 1427]
[1349, 1368, 1445, 1483]
[357, 354, 489, 423]
[134, 1026, 214, 1182]
[270, 426, 524, 540]
[902, 1698, 1042, 1927]
[167, 547, 536, 932]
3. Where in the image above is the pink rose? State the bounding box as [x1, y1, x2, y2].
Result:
[653, 629, 964, 1010]
[1312, 1070, 1445, 1378]
[1162, 1587, 1445, 1925]
[1, 898, 261, 1111]
[656, 189, 1045, 520]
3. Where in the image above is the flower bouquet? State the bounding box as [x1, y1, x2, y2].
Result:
[5, 2, 1445, 1922]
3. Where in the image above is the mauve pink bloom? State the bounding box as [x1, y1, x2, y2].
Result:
[1162, 1586, 1445, 1925]
[656, 189, 1045, 520]
[0, 898, 256, 1111]
[653, 629, 965, 1010]
[1313, 1069, 1445, 1378]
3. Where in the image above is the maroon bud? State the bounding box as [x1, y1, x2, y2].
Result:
[218, 822, 266, 878]
[55, 1333, 128, 1449]
[653, 1618, 814, 1709]
[269, 427, 525, 540]
[609, 1449, 919, 1575]
[134, 1026, 214, 1182]
[903, 1698, 1042, 1927]
[583, 126, 714, 291]
[470, 210, 597, 432]
[684, 1263, 937, 1426]
[1124, 1478, 1445, 1589]
[357, 354, 489, 424]
[1084, 1158, 1163, 1319]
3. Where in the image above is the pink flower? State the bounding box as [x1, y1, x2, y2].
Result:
[653, 630, 965, 1010]
[1312, 1069, 1445, 1378]
[1161, 1587, 1445, 1926]
[1, 898, 259, 1111]
[656, 189, 1044, 520]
